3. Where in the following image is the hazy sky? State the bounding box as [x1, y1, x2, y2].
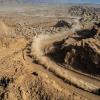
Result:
[27, 0, 100, 4]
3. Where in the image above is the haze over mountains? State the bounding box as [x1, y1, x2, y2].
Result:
[0, 0, 20, 5]
[0, 0, 100, 4]
[0, 0, 19, 3]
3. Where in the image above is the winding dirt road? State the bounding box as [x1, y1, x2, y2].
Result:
[31, 31, 100, 95]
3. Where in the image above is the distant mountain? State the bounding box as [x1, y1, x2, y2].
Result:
[0, 0, 59, 5]
[0, 0, 44, 4]
[20, 0, 100, 4]
[0, 0, 100, 5]
[0, 0, 20, 4]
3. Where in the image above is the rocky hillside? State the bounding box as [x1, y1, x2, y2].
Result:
[68, 6, 100, 21]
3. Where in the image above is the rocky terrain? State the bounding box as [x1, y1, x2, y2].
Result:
[0, 4, 100, 100]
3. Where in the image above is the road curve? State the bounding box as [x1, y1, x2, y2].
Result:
[31, 31, 100, 95]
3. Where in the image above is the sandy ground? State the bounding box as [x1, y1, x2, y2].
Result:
[0, 5, 100, 100]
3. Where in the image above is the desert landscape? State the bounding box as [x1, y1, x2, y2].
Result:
[0, 1, 100, 100]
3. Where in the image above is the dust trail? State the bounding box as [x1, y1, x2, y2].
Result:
[31, 32, 69, 58]
[71, 18, 82, 32]
[31, 32, 100, 95]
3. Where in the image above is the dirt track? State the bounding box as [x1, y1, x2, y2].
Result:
[31, 30, 100, 93]
[0, 36, 89, 100]
[0, 5, 100, 100]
